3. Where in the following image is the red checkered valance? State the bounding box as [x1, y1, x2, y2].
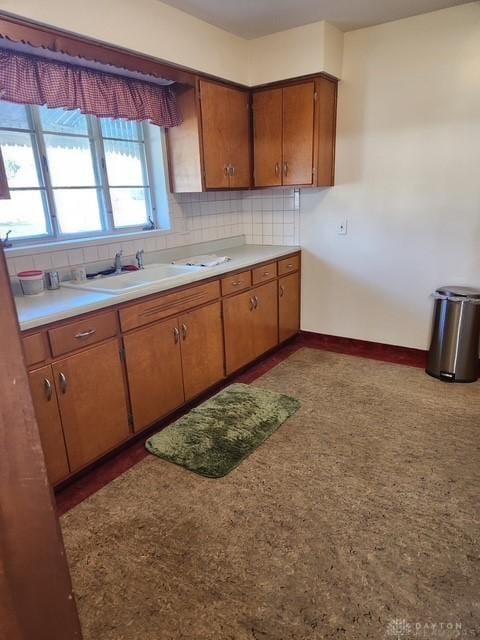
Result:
[0, 48, 182, 127]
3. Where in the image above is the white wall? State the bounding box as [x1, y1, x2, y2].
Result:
[300, 3, 480, 349]
[0, 0, 343, 84]
[247, 21, 343, 86]
[0, 0, 249, 84]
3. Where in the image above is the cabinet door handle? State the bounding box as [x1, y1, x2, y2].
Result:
[279, 285, 285, 298]
[58, 372, 67, 395]
[173, 326, 180, 343]
[74, 328, 96, 340]
[224, 164, 229, 176]
[229, 165, 235, 177]
[44, 377, 53, 402]
[253, 295, 259, 309]
[181, 323, 187, 340]
[249, 297, 254, 311]
[283, 162, 288, 177]
[274, 162, 279, 176]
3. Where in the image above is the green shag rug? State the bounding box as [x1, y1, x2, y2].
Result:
[145, 383, 300, 478]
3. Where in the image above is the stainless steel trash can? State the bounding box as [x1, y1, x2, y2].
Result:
[426, 286, 480, 382]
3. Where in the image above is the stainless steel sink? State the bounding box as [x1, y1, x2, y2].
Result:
[62, 263, 203, 295]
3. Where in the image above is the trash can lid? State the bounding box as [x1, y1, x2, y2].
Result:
[436, 285, 480, 298]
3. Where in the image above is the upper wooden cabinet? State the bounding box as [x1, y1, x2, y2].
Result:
[199, 80, 251, 189]
[253, 77, 337, 188]
[251, 88, 283, 187]
[166, 74, 337, 192]
[166, 79, 251, 192]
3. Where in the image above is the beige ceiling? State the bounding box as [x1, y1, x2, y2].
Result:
[159, 0, 470, 38]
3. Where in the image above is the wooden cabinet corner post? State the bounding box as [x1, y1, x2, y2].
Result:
[0, 247, 82, 640]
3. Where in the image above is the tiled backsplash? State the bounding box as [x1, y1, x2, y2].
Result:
[6, 188, 299, 279]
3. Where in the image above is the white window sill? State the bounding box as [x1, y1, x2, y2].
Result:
[5, 228, 173, 258]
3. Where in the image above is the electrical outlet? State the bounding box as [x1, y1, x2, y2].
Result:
[337, 218, 348, 235]
[294, 188, 300, 210]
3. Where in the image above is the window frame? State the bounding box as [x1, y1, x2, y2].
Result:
[0, 104, 165, 246]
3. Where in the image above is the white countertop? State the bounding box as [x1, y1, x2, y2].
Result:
[16, 244, 299, 331]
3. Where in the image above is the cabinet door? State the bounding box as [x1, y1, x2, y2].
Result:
[179, 301, 224, 401]
[223, 289, 256, 375]
[282, 82, 315, 186]
[124, 317, 184, 432]
[199, 80, 250, 189]
[53, 339, 130, 472]
[253, 88, 283, 187]
[227, 88, 251, 189]
[279, 272, 300, 342]
[251, 281, 279, 359]
[29, 365, 70, 485]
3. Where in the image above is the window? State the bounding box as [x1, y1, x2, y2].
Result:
[0, 100, 169, 244]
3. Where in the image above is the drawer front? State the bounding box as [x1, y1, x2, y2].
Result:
[48, 311, 118, 357]
[23, 332, 49, 367]
[252, 262, 277, 285]
[221, 270, 252, 296]
[278, 255, 300, 275]
[120, 280, 220, 332]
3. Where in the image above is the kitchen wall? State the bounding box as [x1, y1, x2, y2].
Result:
[247, 21, 343, 86]
[6, 189, 299, 278]
[0, 0, 343, 84]
[0, 0, 249, 84]
[300, 2, 480, 349]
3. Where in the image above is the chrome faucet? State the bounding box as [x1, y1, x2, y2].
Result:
[114, 250, 123, 274]
[136, 249, 145, 270]
[1, 229, 12, 248]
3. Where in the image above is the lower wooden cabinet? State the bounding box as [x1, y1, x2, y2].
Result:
[279, 272, 300, 342]
[25, 253, 300, 485]
[123, 317, 185, 432]
[179, 301, 224, 401]
[124, 301, 225, 431]
[223, 280, 278, 375]
[52, 339, 131, 472]
[29, 365, 70, 485]
[251, 281, 278, 359]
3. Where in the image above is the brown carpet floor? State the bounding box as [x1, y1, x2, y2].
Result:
[61, 348, 480, 640]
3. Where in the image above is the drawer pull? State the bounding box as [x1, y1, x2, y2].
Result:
[181, 323, 188, 340]
[74, 328, 96, 340]
[279, 285, 285, 298]
[287, 264, 293, 269]
[232, 280, 242, 287]
[263, 272, 269, 276]
[173, 327, 180, 344]
[58, 372, 68, 395]
[44, 377, 53, 402]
